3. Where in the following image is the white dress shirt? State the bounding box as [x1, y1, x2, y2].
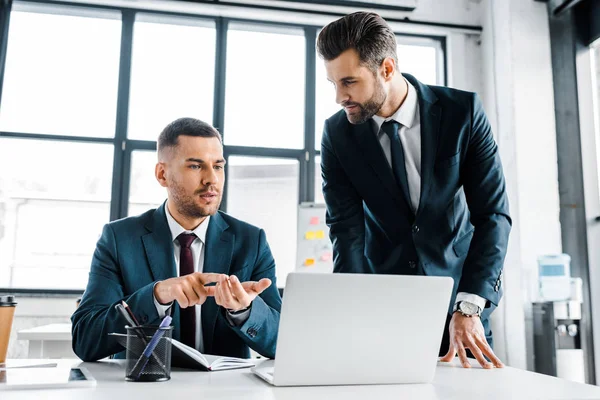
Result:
[371, 79, 487, 312]
[154, 206, 210, 352]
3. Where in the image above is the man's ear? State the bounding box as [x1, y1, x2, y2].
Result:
[381, 57, 396, 81]
[155, 162, 168, 188]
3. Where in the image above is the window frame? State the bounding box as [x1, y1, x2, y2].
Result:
[0, 0, 447, 293]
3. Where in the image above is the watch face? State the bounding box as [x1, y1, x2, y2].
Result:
[459, 302, 479, 315]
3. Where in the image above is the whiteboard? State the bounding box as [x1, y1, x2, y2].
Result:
[295, 203, 333, 274]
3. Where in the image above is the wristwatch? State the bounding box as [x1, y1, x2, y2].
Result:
[453, 301, 482, 317]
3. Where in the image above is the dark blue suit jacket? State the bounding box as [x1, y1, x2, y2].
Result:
[71, 204, 281, 361]
[321, 74, 511, 324]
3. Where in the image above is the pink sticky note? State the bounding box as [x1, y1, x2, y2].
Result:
[310, 217, 320, 225]
[320, 252, 333, 262]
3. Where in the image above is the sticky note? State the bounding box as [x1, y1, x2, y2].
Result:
[315, 230, 325, 239]
[304, 258, 315, 266]
[305, 231, 316, 240]
[310, 217, 320, 225]
[320, 253, 333, 262]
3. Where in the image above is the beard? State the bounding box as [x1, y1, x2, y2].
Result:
[343, 79, 387, 125]
[169, 178, 221, 219]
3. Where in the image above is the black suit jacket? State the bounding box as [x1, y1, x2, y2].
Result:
[321, 74, 511, 319]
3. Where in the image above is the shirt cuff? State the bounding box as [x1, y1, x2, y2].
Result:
[455, 292, 487, 311]
[153, 282, 173, 318]
[224, 306, 251, 327]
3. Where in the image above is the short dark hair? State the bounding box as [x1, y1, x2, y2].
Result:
[157, 117, 222, 154]
[317, 12, 398, 72]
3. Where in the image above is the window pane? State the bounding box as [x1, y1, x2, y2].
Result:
[315, 56, 340, 150]
[0, 6, 121, 137]
[128, 15, 216, 140]
[225, 25, 305, 149]
[0, 139, 113, 289]
[227, 156, 299, 286]
[314, 38, 442, 149]
[397, 43, 440, 86]
[128, 151, 167, 216]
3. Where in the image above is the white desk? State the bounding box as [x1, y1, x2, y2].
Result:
[2, 358, 600, 399]
[17, 324, 75, 359]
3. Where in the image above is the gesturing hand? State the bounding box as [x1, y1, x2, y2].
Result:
[153, 272, 226, 308]
[207, 275, 272, 312]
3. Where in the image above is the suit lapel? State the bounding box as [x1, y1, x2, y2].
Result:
[142, 203, 177, 283]
[352, 121, 406, 208]
[404, 74, 441, 219]
[201, 212, 234, 354]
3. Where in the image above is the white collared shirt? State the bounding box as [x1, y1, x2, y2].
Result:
[371, 79, 486, 312]
[153, 205, 210, 352]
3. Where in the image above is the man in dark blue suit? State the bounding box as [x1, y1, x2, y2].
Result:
[318, 12, 511, 369]
[72, 118, 281, 362]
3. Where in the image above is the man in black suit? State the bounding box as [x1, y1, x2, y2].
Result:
[318, 12, 511, 369]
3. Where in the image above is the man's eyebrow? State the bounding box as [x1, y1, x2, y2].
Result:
[186, 158, 226, 164]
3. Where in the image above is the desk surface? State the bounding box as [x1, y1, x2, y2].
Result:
[17, 323, 71, 341]
[2, 358, 600, 400]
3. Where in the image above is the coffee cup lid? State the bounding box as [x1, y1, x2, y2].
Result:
[0, 295, 17, 306]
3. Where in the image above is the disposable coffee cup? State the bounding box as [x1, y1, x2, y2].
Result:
[0, 295, 17, 363]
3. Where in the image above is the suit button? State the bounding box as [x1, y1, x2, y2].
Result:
[247, 328, 257, 338]
[412, 225, 420, 234]
[408, 261, 417, 269]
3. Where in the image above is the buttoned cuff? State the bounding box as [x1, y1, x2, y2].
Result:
[224, 305, 251, 327]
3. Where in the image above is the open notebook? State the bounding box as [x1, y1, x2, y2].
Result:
[170, 340, 255, 371]
[109, 333, 255, 371]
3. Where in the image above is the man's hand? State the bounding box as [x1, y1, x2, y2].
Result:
[209, 275, 271, 312]
[154, 272, 226, 308]
[440, 312, 504, 369]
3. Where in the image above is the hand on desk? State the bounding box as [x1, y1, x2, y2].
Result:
[206, 275, 272, 312]
[439, 312, 504, 369]
[153, 272, 226, 307]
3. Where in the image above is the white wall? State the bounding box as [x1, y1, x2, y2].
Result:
[577, 42, 600, 384]
[478, 0, 561, 371]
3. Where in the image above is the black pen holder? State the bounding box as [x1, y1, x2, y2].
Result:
[125, 325, 173, 382]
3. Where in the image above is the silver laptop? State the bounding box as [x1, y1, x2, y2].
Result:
[252, 272, 453, 386]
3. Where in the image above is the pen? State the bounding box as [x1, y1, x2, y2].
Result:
[131, 315, 172, 379]
[122, 300, 141, 326]
[115, 304, 137, 327]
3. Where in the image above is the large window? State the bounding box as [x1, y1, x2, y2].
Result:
[224, 24, 306, 149]
[0, 139, 113, 289]
[128, 15, 216, 141]
[0, 4, 121, 137]
[0, 2, 446, 291]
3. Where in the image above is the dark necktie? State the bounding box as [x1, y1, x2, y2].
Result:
[381, 120, 411, 207]
[177, 232, 197, 348]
